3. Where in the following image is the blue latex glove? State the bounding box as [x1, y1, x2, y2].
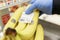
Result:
[25, 0, 53, 15]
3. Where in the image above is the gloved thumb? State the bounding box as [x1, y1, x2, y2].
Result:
[25, 3, 36, 14]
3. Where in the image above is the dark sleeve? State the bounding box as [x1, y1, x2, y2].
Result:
[52, 0, 60, 14]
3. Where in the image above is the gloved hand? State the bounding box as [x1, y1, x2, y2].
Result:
[25, 0, 53, 15]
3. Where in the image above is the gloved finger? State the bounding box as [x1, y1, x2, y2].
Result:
[30, 0, 36, 4]
[25, 3, 37, 14]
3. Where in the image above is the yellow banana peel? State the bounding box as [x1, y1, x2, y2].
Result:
[35, 24, 44, 40]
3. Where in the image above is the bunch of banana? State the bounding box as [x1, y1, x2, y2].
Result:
[15, 10, 39, 40]
[2, 4, 44, 40]
[28, 24, 44, 40]
[3, 6, 26, 32]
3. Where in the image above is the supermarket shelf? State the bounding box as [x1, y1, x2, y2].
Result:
[0, 0, 30, 10]
[0, 3, 20, 10]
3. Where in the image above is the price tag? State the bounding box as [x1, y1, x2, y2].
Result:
[19, 12, 34, 23]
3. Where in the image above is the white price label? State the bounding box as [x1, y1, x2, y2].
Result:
[19, 12, 34, 23]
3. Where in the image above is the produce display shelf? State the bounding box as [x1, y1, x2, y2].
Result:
[0, 0, 29, 10]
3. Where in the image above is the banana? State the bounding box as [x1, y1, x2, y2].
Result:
[15, 34, 21, 40]
[15, 11, 39, 40]
[29, 35, 34, 40]
[1, 34, 21, 40]
[3, 6, 26, 32]
[35, 24, 44, 40]
[14, 5, 39, 40]
[1, 35, 13, 40]
[19, 10, 39, 40]
[22, 35, 34, 40]
[15, 5, 32, 34]
[15, 22, 27, 33]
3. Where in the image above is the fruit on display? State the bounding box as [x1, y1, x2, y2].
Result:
[2, 14, 10, 25]
[9, 5, 19, 12]
[3, 6, 26, 32]
[15, 5, 39, 40]
[35, 24, 44, 40]
[15, 34, 21, 40]
[0, 34, 21, 40]
[0, 8, 10, 26]
[15, 10, 39, 40]
[2, 5, 44, 40]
